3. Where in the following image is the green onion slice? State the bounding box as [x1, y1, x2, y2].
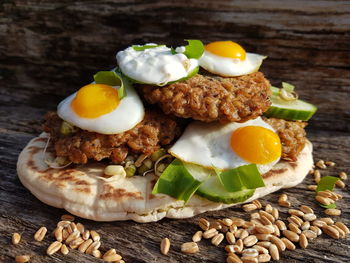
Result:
[183, 39, 204, 59]
[282, 82, 295, 93]
[93, 71, 126, 99]
[151, 159, 211, 202]
[316, 176, 340, 208]
[215, 164, 265, 192]
[132, 44, 165, 51]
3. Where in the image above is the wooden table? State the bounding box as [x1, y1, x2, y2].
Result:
[1, 1, 349, 262]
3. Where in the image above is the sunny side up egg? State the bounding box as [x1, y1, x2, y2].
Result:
[57, 82, 144, 134]
[116, 44, 199, 86]
[169, 117, 282, 174]
[199, 41, 266, 77]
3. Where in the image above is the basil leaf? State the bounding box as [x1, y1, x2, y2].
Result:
[151, 159, 210, 202]
[316, 176, 340, 208]
[316, 176, 339, 192]
[93, 71, 126, 99]
[216, 164, 265, 192]
[183, 39, 204, 59]
[132, 44, 165, 51]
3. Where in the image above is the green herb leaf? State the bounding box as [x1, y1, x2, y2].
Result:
[316, 176, 339, 192]
[216, 164, 265, 192]
[151, 159, 210, 202]
[93, 71, 126, 99]
[282, 82, 295, 92]
[132, 44, 165, 51]
[316, 176, 340, 208]
[183, 39, 204, 59]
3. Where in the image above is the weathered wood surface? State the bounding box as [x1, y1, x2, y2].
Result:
[0, 0, 349, 262]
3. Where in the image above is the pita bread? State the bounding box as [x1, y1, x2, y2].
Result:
[17, 132, 313, 222]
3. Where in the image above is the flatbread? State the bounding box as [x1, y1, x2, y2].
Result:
[17, 132, 313, 223]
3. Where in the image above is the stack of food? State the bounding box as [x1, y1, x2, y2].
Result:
[17, 40, 317, 222]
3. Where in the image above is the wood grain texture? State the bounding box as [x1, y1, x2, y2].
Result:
[0, 0, 349, 262]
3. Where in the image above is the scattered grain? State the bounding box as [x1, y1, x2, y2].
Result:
[222, 218, 233, 226]
[226, 231, 236, 245]
[256, 241, 272, 248]
[332, 225, 346, 238]
[90, 230, 100, 242]
[67, 222, 77, 234]
[69, 237, 84, 249]
[322, 225, 340, 239]
[181, 242, 199, 254]
[275, 220, 287, 231]
[282, 230, 300, 242]
[60, 244, 69, 255]
[15, 255, 30, 263]
[76, 223, 85, 234]
[78, 239, 93, 253]
[34, 226, 47, 242]
[231, 218, 246, 227]
[299, 233, 308, 248]
[269, 235, 286, 252]
[252, 245, 268, 254]
[325, 161, 335, 167]
[339, 172, 347, 180]
[241, 256, 258, 263]
[281, 237, 296, 250]
[199, 218, 210, 231]
[253, 200, 263, 209]
[54, 226, 63, 242]
[269, 244, 279, 260]
[325, 208, 341, 216]
[243, 203, 258, 212]
[258, 254, 271, 262]
[273, 225, 280, 237]
[12, 233, 21, 245]
[279, 200, 291, 207]
[85, 240, 101, 254]
[103, 253, 122, 262]
[62, 229, 69, 240]
[236, 239, 244, 252]
[255, 225, 274, 234]
[92, 249, 102, 258]
[335, 222, 350, 234]
[288, 209, 304, 217]
[310, 226, 322, 236]
[203, 228, 218, 239]
[259, 211, 275, 223]
[336, 180, 345, 188]
[288, 223, 301, 234]
[272, 208, 279, 220]
[288, 215, 303, 227]
[65, 230, 80, 244]
[212, 233, 224, 246]
[192, 231, 203, 242]
[312, 220, 327, 228]
[313, 169, 321, 183]
[302, 230, 317, 239]
[307, 185, 317, 191]
[47, 241, 62, 255]
[227, 254, 243, 263]
[243, 235, 258, 247]
[303, 213, 317, 222]
[316, 160, 326, 169]
[57, 220, 71, 228]
[320, 217, 334, 225]
[300, 205, 314, 214]
[255, 234, 272, 241]
[82, 230, 90, 240]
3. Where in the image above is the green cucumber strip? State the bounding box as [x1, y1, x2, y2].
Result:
[196, 176, 255, 204]
[151, 159, 210, 202]
[216, 164, 264, 192]
[282, 82, 295, 92]
[264, 93, 317, 121]
[183, 39, 204, 59]
[316, 176, 340, 208]
[93, 71, 126, 99]
[132, 44, 165, 51]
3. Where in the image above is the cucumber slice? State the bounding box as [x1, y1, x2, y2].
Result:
[197, 176, 255, 204]
[265, 88, 317, 121]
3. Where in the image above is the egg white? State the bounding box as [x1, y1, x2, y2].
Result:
[169, 117, 280, 174]
[57, 81, 145, 135]
[116, 44, 198, 85]
[199, 50, 266, 77]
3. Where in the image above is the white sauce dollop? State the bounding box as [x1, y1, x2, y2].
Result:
[116, 44, 199, 85]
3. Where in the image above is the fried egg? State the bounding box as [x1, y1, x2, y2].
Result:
[116, 44, 198, 85]
[57, 82, 144, 134]
[169, 117, 281, 174]
[199, 41, 266, 77]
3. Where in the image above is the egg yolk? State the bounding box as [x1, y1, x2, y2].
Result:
[230, 126, 281, 164]
[205, 41, 246, 61]
[71, 84, 119, 118]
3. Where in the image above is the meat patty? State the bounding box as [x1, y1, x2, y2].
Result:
[138, 72, 272, 123]
[264, 117, 307, 161]
[43, 110, 183, 164]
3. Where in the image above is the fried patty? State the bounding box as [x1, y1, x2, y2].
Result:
[264, 117, 307, 161]
[43, 110, 183, 164]
[138, 72, 272, 123]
